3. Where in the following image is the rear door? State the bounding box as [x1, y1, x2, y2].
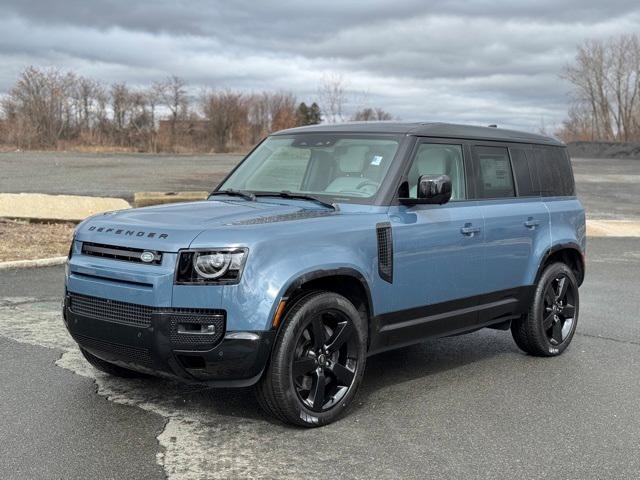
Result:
[470, 144, 549, 318]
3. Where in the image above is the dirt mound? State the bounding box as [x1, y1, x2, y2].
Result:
[568, 141, 640, 159]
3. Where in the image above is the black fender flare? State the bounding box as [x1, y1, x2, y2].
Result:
[534, 242, 585, 286]
[279, 267, 374, 318]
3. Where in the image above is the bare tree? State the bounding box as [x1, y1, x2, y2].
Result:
[0, 67, 326, 152]
[1, 67, 77, 148]
[154, 75, 188, 148]
[72, 77, 99, 134]
[557, 103, 596, 142]
[202, 90, 248, 152]
[563, 34, 640, 142]
[247, 92, 272, 142]
[351, 107, 393, 121]
[144, 86, 160, 152]
[110, 82, 131, 145]
[268, 92, 298, 131]
[319, 74, 348, 123]
[246, 91, 299, 143]
[608, 35, 640, 141]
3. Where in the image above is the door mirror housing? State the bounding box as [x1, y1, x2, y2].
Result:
[400, 174, 452, 205]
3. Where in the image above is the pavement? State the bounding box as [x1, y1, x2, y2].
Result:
[0, 237, 639, 480]
[0, 151, 243, 201]
[0, 152, 638, 220]
[571, 156, 640, 220]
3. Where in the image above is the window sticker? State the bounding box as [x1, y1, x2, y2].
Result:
[370, 155, 383, 166]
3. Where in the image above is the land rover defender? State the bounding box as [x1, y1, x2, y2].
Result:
[63, 122, 585, 426]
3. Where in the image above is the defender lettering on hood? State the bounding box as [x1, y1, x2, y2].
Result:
[87, 225, 169, 239]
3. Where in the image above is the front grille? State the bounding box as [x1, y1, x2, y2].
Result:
[69, 293, 154, 327]
[68, 293, 226, 339]
[72, 333, 153, 367]
[81, 242, 162, 265]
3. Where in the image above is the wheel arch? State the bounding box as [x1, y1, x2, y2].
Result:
[534, 243, 585, 287]
[276, 268, 374, 343]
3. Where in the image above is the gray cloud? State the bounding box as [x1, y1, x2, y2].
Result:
[1, 1, 639, 131]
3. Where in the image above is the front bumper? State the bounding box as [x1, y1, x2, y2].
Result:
[62, 294, 275, 387]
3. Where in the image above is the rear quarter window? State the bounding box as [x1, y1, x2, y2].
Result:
[528, 146, 575, 197]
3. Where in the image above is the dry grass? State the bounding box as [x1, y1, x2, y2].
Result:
[0, 219, 75, 262]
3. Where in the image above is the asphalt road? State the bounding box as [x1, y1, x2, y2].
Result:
[0, 237, 638, 480]
[0, 151, 243, 200]
[1, 151, 638, 219]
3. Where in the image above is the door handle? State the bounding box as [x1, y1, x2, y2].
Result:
[524, 218, 540, 229]
[460, 223, 481, 236]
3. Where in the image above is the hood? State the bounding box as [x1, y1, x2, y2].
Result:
[75, 199, 333, 252]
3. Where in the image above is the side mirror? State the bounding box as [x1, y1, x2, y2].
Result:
[400, 174, 452, 205]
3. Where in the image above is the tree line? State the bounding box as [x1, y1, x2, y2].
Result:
[560, 34, 640, 142]
[0, 67, 392, 152]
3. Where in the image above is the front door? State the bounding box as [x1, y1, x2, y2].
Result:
[382, 140, 486, 344]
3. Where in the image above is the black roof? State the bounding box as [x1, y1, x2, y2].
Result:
[274, 121, 564, 146]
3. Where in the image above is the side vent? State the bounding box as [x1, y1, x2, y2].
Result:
[376, 222, 393, 283]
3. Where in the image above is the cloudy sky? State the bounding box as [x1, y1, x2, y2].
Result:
[1, 0, 639, 132]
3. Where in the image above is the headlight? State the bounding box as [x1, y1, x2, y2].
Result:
[176, 248, 247, 284]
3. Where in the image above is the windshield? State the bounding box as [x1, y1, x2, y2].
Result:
[219, 134, 400, 203]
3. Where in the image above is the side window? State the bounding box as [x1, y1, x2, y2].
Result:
[474, 146, 515, 198]
[509, 147, 537, 196]
[528, 146, 575, 196]
[407, 143, 466, 200]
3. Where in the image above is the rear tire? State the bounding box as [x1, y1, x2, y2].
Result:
[511, 262, 579, 356]
[256, 291, 367, 427]
[80, 348, 147, 378]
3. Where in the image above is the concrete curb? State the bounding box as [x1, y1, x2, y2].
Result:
[134, 191, 209, 207]
[0, 256, 67, 270]
[0, 193, 130, 223]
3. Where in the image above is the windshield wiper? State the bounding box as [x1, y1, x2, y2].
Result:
[209, 189, 256, 201]
[255, 191, 337, 210]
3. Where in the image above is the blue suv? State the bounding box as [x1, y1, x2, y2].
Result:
[63, 122, 585, 426]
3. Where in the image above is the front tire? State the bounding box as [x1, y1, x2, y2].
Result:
[511, 262, 579, 356]
[256, 291, 367, 427]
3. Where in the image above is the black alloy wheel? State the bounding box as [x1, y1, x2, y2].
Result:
[511, 262, 579, 356]
[541, 274, 577, 346]
[291, 309, 359, 412]
[255, 291, 367, 427]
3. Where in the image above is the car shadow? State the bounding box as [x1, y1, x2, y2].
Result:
[359, 328, 519, 398]
[150, 329, 520, 425]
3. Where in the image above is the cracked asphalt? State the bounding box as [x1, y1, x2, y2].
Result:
[0, 237, 639, 479]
